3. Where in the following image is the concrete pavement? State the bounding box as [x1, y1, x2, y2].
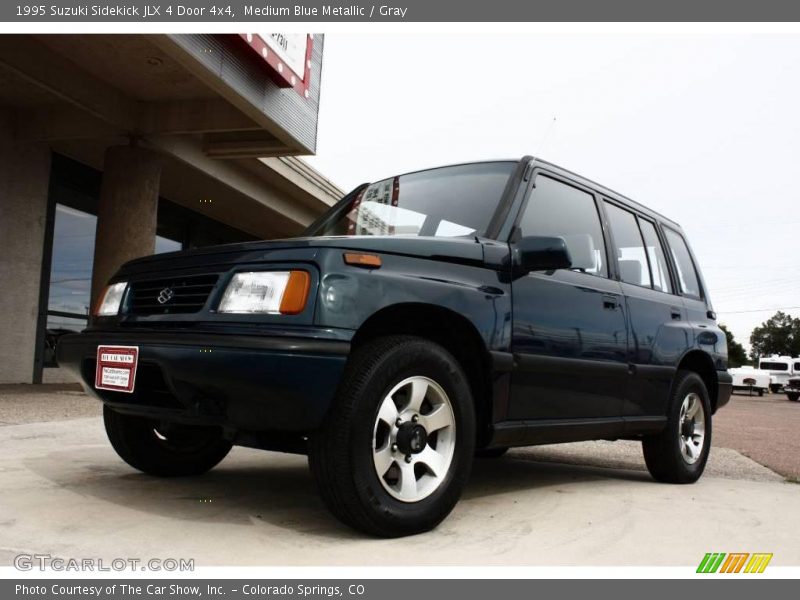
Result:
[0, 413, 798, 567]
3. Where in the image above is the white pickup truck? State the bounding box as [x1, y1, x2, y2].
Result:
[729, 367, 771, 396]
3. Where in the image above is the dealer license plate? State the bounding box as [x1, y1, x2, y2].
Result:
[95, 345, 139, 393]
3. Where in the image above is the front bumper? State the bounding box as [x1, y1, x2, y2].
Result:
[56, 329, 350, 432]
[716, 370, 733, 411]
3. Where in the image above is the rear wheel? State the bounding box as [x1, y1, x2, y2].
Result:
[788, 393, 800, 402]
[309, 335, 475, 537]
[103, 406, 232, 477]
[642, 370, 712, 484]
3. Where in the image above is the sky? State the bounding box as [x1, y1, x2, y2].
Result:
[305, 34, 800, 353]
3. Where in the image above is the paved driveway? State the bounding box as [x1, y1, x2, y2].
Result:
[0, 388, 798, 567]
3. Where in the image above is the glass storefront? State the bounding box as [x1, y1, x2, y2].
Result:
[40, 154, 256, 370]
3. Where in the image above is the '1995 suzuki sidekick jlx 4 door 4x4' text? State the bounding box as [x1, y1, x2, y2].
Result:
[58, 157, 732, 537]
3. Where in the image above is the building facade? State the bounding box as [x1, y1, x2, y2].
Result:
[0, 34, 342, 384]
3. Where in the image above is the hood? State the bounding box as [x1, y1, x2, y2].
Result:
[117, 235, 489, 278]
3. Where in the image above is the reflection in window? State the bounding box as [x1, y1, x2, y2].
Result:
[48, 205, 96, 320]
[604, 203, 651, 288]
[521, 176, 608, 277]
[638, 219, 672, 293]
[155, 235, 182, 254]
[664, 228, 701, 297]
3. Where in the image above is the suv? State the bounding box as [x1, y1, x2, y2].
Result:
[58, 157, 732, 537]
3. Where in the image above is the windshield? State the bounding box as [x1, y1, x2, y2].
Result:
[760, 362, 789, 371]
[313, 162, 516, 238]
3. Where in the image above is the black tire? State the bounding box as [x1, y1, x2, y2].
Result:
[476, 447, 509, 458]
[642, 370, 712, 484]
[103, 405, 232, 477]
[309, 335, 475, 537]
[788, 393, 800, 402]
[757, 389, 764, 397]
[770, 384, 781, 394]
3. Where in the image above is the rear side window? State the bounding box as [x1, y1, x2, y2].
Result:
[761, 362, 788, 371]
[638, 219, 673, 293]
[519, 175, 607, 277]
[604, 202, 651, 288]
[663, 228, 702, 297]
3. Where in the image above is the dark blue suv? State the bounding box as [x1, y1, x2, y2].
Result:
[58, 156, 732, 537]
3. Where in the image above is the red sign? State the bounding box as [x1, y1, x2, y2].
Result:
[95, 345, 139, 394]
[238, 33, 314, 99]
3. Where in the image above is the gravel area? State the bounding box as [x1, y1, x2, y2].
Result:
[0, 384, 100, 425]
[714, 391, 800, 481]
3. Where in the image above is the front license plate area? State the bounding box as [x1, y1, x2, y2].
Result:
[95, 345, 139, 393]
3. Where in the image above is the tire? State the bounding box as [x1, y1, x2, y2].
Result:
[476, 447, 509, 458]
[103, 405, 232, 477]
[757, 389, 764, 397]
[770, 384, 781, 394]
[642, 370, 712, 484]
[309, 335, 475, 537]
[788, 393, 800, 402]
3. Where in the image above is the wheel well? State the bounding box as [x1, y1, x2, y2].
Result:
[677, 351, 719, 412]
[351, 303, 493, 445]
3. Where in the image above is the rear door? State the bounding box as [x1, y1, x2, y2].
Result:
[508, 173, 628, 421]
[602, 202, 691, 418]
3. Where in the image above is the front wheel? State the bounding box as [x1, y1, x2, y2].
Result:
[788, 393, 800, 402]
[103, 406, 232, 477]
[309, 335, 475, 537]
[642, 370, 712, 484]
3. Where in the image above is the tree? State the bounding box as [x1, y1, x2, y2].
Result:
[749, 311, 800, 360]
[719, 324, 748, 367]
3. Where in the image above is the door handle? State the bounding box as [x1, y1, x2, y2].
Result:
[670, 307, 682, 320]
[602, 295, 618, 310]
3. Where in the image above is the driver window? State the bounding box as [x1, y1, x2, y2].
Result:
[519, 175, 608, 277]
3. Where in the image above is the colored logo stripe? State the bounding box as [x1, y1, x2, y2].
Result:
[697, 553, 726, 573]
[744, 553, 773, 573]
[697, 552, 773, 573]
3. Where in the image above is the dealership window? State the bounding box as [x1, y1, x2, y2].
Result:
[40, 155, 256, 370]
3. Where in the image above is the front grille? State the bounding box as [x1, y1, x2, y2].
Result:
[127, 273, 219, 315]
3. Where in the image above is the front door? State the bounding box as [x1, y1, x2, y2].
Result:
[509, 174, 628, 421]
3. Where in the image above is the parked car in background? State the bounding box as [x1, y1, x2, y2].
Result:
[57, 157, 731, 537]
[758, 356, 796, 393]
[784, 377, 800, 402]
[729, 367, 770, 396]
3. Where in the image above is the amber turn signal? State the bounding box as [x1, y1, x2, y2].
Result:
[279, 270, 311, 315]
[343, 253, 382, 268]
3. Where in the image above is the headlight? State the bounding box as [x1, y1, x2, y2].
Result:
[95, 282, 127, 316]
[218, 271, 310, 314]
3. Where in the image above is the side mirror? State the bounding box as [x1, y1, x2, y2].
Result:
[515, 236, 572, 274]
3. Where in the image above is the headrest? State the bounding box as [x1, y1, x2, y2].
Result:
[619, 259, 643, 285]
[562, 234, 597, 271]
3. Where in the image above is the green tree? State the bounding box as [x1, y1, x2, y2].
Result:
[720, 324, 748, 367]
[749, 311, 800, 360]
